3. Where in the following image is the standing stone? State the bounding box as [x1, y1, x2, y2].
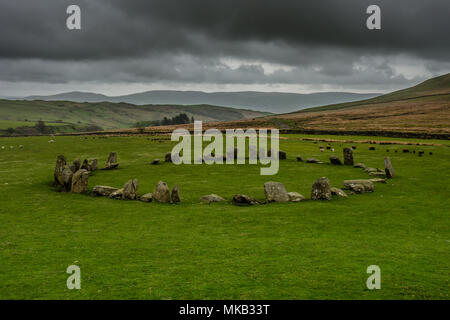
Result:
[70, 158, 81, 173]
[54, 154, 67, 185]
[311, 177, 331, 200]
[103, 152, 119, 169]
[165, 152, 172, 162]
[61, 165, 74, 191]
[171, 185, 180, 203]
[384, 157, 395, 178]
[89, 159, 98, 171]
[153, 181, 171, 203]
[122, 179, 139, 200]
[71, 169, 89, 193]
[264, 181, 289, 203]
[329, 156, 342, 165]
[343, 148, 354, 165]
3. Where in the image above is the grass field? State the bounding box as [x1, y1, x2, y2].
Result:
[0, 120, 67, 130]
[0, 134, 448, 299]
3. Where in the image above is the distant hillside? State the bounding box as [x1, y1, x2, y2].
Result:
[24, 90, 379, 113]
[123, 73, 449, 138]
[294, 73, 450, 114]
[0, 100, 268, 132]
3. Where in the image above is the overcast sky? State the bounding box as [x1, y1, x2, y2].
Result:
[0, 0, 449, 97]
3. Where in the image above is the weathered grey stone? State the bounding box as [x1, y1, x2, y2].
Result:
[139, 193, 153, 202]
[364, 167, 378, 173]
[122, 179, 139, 200]
[343, 147, 354, 165]
[103, 152, 119, 170]
[287, 192, 306, 202]
[342, 180, 374, 192]
[70, 158, 81, 173]
[311, 177, 331, 200]
[171, 185, 180, 203]
[165, 152, 172, 162]
[61, 165, 73, 191]
[384, 157, 395, 178]
[92, 185, 118, 196]
[264, 181, 289, 203]
[54, 154, 67, 185]
[89, 159, 98, 171]
[153, 181, 171, 203]
[200, 194, 225, 203]
[330, 187, 348, 198]
[71, 169, 89, 193]
[232, 194, 259, 205]
[109, 188, 124, 199]
[329, 156, 342, 165]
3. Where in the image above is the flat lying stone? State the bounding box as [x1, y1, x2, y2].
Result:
[139, 193, 153, 202]
[200, 194, 225, 203]
[287, 192, 306, 202]
[232, 194, 259, 205]
[342, 180, 374, 192]
[92, 185, 118, 196]
[330, 187, 348, 198]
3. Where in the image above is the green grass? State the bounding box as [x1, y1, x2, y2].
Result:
[0, 100, 268, 130]
[0, 134, 448, 299]
[0, 120, 67, 130]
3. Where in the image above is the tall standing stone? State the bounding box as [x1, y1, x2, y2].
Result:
[103, 152, 119, 169]
[71, 169, 89, 193]
[153, 181, 171, 203]
[89, 159, 98, 171]
[171, 185, 180, 203]
[54, 154, 67, 185]
[311, 177, 331, 200]
[343, 148, 354, 165]
[61, 165, 74, 191]
[70, 158, 81, 173]
[122, 179, 139, 200]
[384, 157, 395, 178]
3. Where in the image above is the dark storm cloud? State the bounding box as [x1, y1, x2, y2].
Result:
[0, 0, 449, 90]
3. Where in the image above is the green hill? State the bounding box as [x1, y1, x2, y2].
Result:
[0, 99, 269, 133]
[294, 73, 450, 114]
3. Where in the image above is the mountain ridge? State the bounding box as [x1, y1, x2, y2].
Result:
[23, 90, 380, 113]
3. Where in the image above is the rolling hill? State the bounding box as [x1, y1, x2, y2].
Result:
[0, 99, 268, 132]
[24, 90, 379, 113]
[126, 73, 450, 138]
